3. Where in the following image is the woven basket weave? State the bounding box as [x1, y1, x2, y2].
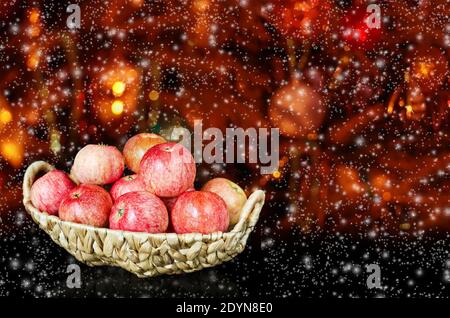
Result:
[22, 161, 264, 278]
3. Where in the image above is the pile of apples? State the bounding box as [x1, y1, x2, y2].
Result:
[29, 133, 248, 234]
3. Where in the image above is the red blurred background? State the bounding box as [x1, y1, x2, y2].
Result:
[0, 0, 449, 234]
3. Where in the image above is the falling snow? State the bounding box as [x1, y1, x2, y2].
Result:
[0, 0, 449, 298]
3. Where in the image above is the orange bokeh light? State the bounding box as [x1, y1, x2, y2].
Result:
[111, 100, 124, 115]
[1, 141, 24, 168]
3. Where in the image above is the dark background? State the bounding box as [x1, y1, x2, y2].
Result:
[2, 205, 450, 297]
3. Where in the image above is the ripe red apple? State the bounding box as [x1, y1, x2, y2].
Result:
[30, 170, 75, 215]
[139, 142, 196, 197]
[123, 133, 166, 173]
[71, 144, 124, 185]
[109, 191, 168, 233]
[202, 178, 247, 226]
[59, 184, 113, 227]
[110, 174, 146, 201]
[162, 187, 195, 212]
[171, 191, 229, 234]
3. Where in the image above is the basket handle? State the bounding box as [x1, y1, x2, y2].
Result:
[22, 161, 55, 209]
[230, 189, 265, 233]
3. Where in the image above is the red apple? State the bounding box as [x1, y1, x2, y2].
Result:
[202, 178, 247, 226]
[163, 187, 195, 234]
[59, 184, 112, 227]
[123, 133, 166, 173]
[109, 191, 168, 233]
[171, 191, 229, 234]
[30, 170, 75, 215]
[71, 144, 124, 185]
[139, 142, 196, 197]
[110, 174, 146, 201]
[162, 187, 195, 212]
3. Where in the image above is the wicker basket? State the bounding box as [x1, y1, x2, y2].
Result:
[22, 161, 264, 278]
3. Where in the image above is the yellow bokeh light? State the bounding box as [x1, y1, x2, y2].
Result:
[405, 105, 413, 119]
[148, 90, 159, 101]
[418, 62, 433, 78]
[112, 81, 126, 97]
[0, 109, 13, 124]
[272, 170, 281, 179]
[111, 100, 124, 115]
[1, 142, 23, 168]
[400, 223, 411, 231]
